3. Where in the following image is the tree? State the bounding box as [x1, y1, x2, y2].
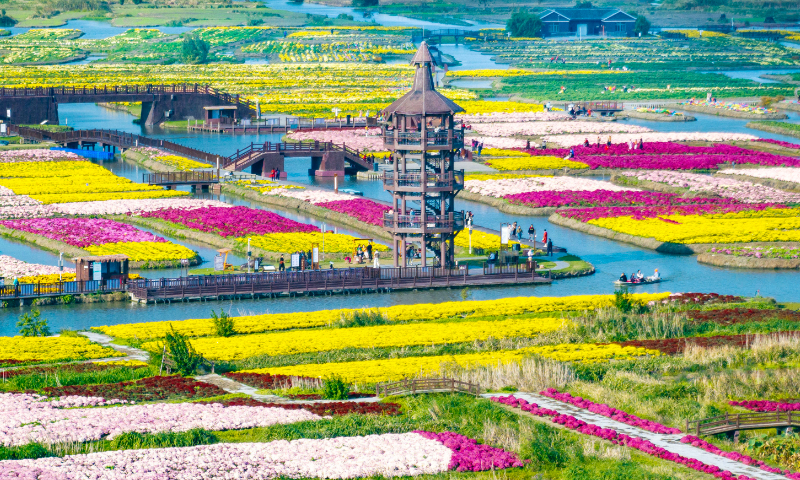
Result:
[0, 9, 17, 27]
[17, 308, 50, 337]
[181, 35, 209, 64]
[575, 0, 592, 7]
[633, 15, 650, 36]
[506, 11, 543, 38]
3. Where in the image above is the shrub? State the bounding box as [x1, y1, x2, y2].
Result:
[336, 309, 388, 328]
[17, 308, 50, 337]
[0, 443, 53, 461]
[614, 289, 636, 313]
[211, 309, 236, 337]
[164, 325, 201, 375]
[321, 375, 350, 400]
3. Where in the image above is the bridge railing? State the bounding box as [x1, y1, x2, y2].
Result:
[376, 378, 480, 397]
[686, 411, 800, 436]
[144, 171, 219, 185]
[10, 126, 222, 165]
[0, 84, 254, 110]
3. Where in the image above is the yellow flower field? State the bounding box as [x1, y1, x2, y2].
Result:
[0, 336, 117, 363]
[455, 229, 518, 250]
[458, 100, 544, 114]
[244, 343, 660, 383]
[464, 173, 545, 181]
[85, 241, 198, 262]
[242, 232, 389, 254]
[94, 293, 671, 339]
[486, 156, 589, 171]
[143, 317, 567, 361]
[0, 160, 188, 203]
[479, 148, 534, 158]
[588, 209, 800, 244]
[155, 155, 211, 171]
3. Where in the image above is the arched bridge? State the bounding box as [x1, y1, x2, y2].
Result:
[0, 84, 255, 126]
[10, 126, 374, 177]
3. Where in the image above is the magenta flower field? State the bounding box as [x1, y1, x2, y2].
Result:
[141, 205, 319, 237]
[558, 202, 785, 222]
[316, 199, 390, 226]
[504, 190, 732, 209]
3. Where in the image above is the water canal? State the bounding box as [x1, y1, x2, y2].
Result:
[3, 40, 800, 330]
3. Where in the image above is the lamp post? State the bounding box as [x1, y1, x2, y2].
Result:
[247, 237, 251, 274]
[59, 252, 63, 282]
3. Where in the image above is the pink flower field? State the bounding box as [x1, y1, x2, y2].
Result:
[0, 218, 166, 248]
[0, 431, 524, 479]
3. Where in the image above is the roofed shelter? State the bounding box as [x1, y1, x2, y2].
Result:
[74, 255, 129, 283]
[539, 8, 636, 37]
[204, 105, 238, 126]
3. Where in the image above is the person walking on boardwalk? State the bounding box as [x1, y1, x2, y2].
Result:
[547, 238, 553, 257]
[528, 224, 535, 241]
[542, 229, 548, 245]
[279, 255, 285, 272]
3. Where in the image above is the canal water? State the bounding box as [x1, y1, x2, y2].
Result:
[3, 33, 800, 330]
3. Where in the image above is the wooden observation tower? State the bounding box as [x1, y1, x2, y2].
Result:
[381, 42, 465, 268]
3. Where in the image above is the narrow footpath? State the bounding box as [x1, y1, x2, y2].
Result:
[482, 393, 788, 480]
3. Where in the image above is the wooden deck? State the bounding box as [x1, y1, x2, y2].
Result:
[128, 265, 551, 304]
[686, 411, 800, 437]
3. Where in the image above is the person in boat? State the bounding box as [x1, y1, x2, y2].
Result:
[630, 272, 638, 283]
[651, 268, 660, 280]
[636, 270, 644, 281]
[619, 272, 628, 282]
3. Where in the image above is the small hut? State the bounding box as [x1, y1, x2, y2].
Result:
[74, 255, 129, 283]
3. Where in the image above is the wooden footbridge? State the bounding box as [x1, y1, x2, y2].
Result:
[144, 172, 219, 191]
[0, 84, 256, 126]
[9, 126, 375, 176]
[376, 378, 481, 397]
[686, 411, 800, 439]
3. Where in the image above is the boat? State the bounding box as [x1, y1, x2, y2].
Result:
[614, 277, 662, 286]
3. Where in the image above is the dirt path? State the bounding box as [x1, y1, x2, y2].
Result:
[483, 392, 788, 480]
[79, 331, 149, 362]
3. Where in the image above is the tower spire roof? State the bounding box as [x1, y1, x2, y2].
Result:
[382, 42, 464, 116]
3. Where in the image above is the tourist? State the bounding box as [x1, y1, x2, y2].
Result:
[606, 136, 612, 149]
[619, 272, 628, 282]
[542, 229, 548, 245]
[627, 140, 633, 151]
[541, 140, 547, 150]
[517, 225, 524, 241]
[527, 248, 534, 268]
[330, 261, 334, 269]
[569, 148, 575, 159]
[477, 143, 483, 155]
[583, 138, 590, 147]
[276, 168, 281, 179]
[279, 256, 285, 272]
[270, 168, 276, 180]
[596, 136, 601, 147]
[366, 242, 373, 260]
[528, 224, 535, 240]
[373, 251, 380, 268]
[547, 238, 553, 257]
[636, 270, 644, 281]
[652, 268, 660, 280]
[526, 139, 530, 150]
[639, 138, 644, 149]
